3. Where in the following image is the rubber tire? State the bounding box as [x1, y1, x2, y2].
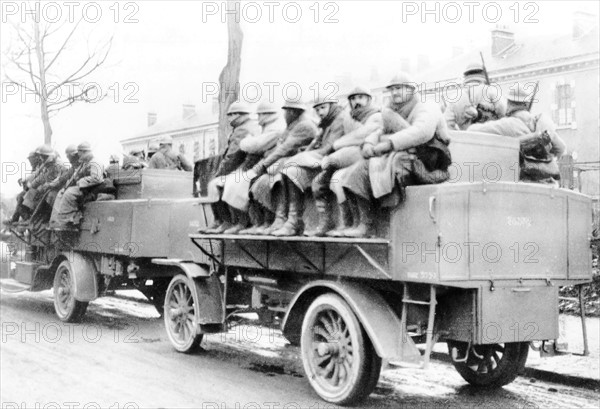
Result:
[164, 274, 204, 353]
[300, 293, 379, 405]
[448, 341, 529, 387]
[53, 260, 89, 323]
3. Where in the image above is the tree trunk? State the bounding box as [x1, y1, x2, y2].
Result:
[34, 21, 52, 145]
[217, 1, 243, 153]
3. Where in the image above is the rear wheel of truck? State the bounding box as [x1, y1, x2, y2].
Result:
[53, 260, 89, 322]
[448, 341, 529, 387]
[300, 293, 381, 406]
[164, 274, 204, 353]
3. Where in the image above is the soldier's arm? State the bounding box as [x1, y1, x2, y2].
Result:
[217, 128, 247, 176]
[315, 114, 345, 156]
[240, 130, 281, 154]
[178, 154, 193, 171]
[388, 104, 438, 151]
[467, 118, 509, 135]
[77, 162, 105, 187]
[260, 122, 317, 169]
[444, 104, 460, 130]
[333, 113, 383, 150]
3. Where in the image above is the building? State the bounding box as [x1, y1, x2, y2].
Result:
[369, 12, 600, 195]
[121, 105, 219, 165]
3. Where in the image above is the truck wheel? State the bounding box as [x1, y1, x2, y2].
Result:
[300, 293, 380, 405]
[448, 341, 529, 387]
[53, 260, 89, 322]
[164, 274, 204, 353]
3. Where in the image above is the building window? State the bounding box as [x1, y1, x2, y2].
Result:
[553, 82, 576, 127]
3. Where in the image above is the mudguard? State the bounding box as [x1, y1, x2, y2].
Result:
[152, 259, 224, 324]
[62, 252, 98, 302]
[283, 279, 411, 360]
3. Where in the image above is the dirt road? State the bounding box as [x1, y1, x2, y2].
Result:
[1, 290, 598, 409]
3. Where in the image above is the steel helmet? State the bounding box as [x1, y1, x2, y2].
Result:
[158, 135, 173, 145]
[27, 150, 37, 159]
[313, 95, 338, 108]
[386, 72, 417, 89]
[65, 144, 77, 155]
[227, 101, 251, 115]
[463, 62, 485, 76]
[35, 144, 53, 156]
[347, 85, 372, 99]
[282, 99, 307, 111]
[148, 141, 160, 153]
[77, 141, 92, 152]
[256, 100, 279, 114]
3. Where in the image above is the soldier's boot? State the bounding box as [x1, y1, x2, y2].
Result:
[305, 197, 336, 237]
[343, 195, 374, 238]
[273, 183, 305, 236]
[253, 209, 275, 235]
[223, 208, 250, 234]
[260, 185, 288, 235]
[326, 200, 354, 237]
[203, 202, 232, 233]
[239, 202, 264, 235]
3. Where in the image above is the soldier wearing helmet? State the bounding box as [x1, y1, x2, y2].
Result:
[310, 85, 383, 237]
[147, 135, 192, 171]
[39, 145, 80, 212]
[444, 62, 506, 130]
[49, 142, 106, 230]
[19, 145, 65, 215]
[123, 147, 148, 171]
[201, 100, 261, 234]
[468, 83, 566, 184]
[6, 147, 47, 224]
[340, 72, 452, 237]
[242, 98, 318, 236]
[217, 100, 285, 235]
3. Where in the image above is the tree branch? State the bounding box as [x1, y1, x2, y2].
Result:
[45, 18, 82, 71]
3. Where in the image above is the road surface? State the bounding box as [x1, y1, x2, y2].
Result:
[1, 290, 598, 409]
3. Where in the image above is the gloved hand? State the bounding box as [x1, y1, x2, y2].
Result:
[321, 156, 333, 170]
[464, 106, 478, 120]
[373, 140, 393, 156]
[361, 143, 375, 159]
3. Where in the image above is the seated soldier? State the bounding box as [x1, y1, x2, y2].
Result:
[6, 149, 41, 224]
[39, 145, 79, 210]
[201, 102, 258, 233]
[468, 83, 566, 184]
[22, 145, 63, 216]
[147, 142, 159, 160]
[49, 142, 106, 230]
[341, 73, 452, 237]
[245, 99, 318, 235]
[122, 148, 148, 170]
[148, 136, 193, 171]
[220, 101, 284, 234]
[318, 86, 382, 237]
[268, 96, 345, 236]
[444, 63, 506, 130]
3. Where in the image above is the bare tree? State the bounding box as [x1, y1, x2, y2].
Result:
[3, 16, 112, 145]
[217, 1, 243, 151]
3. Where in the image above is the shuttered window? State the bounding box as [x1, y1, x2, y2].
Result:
[552, 79, 576, 128]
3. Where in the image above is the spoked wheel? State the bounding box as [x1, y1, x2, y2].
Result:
[301, 293, 381, 405]
[164, 274, 204, 353]
[448, 341, 529, 387]
[53, 260, 88, 322]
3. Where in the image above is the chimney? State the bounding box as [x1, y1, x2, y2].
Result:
[452, 46, 464, 58]
[573, 11, 596, 39]
[147, 112, 157, 127]
[491, 26, 515, 57]
[417, 54, 430, 72]
[182, 104, 196, 119]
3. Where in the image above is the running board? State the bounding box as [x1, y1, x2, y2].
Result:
[190, 233, 390, 245]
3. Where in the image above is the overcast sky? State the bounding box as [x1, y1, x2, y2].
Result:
[1, 0, 598, 195]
